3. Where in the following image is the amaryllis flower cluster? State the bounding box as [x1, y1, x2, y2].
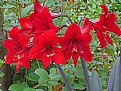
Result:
[4, 0, 121, 71]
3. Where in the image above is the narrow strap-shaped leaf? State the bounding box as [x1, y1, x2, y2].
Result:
[107, 57, 121, 91]
[90, 70, 102, 91]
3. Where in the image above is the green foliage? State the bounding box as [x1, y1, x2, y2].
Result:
[23, 88, 36, 91]
[0, 71, 4, 78]
[9, 84, 24, 91]
[0, 0, 121, 91]
[0, 59, 4, 67]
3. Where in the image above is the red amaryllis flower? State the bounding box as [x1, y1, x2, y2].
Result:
[29, 0, 43, 22]
[4, 26, 30, 72]
[19, 17, 36, 38]
[90, 4, 121, 48]
[59, 19, 92, 66]
[29, 30, 66, 68]
[33, 7, 58, 42]
[19, 0, 42, 38]
[30, 0, 58, 20]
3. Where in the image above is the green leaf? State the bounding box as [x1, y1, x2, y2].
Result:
[38, 77, 48, 85]
[0, 59, 4, 67]
[36, 89, 44, 91]
[73, 84, 85, 90]
[23, 88, 36, 91]
[107, 57, 121, 91]
[21, 4, 33, 17]
[48, 81, 58, 86]
[26, 73, 39, 82]
[0, 71, 4, 78]
[0, 89, 2, 91]
[105, 48, 114, 56]
[9, 84, 24, 91]
[90, 70, 102, 91]
[74, 66, 84, 78]
[22, 82, 29, 88]
[50, 68, 56, 73]
[62, 86, 68, 91]
[49, 73, 60, 79]
[35, 68, 49, 79]
[46, 0, 55, 7]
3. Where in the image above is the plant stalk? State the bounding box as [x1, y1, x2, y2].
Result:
[56, 64, 74, 91]
[80, 58, 92, 91]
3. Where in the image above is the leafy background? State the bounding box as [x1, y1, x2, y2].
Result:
[0, 0, 121, 91]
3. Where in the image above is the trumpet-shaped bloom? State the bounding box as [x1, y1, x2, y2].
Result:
[90, 4, 121, 48]
[33, 7, 58, 43]
[29, 0, 43, 22]
[19, 17, 36, 38]
[59, 19, 92, 66]
[29, 30, 66, 68]
[4, 26, 30, 71]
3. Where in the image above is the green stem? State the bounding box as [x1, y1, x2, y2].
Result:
[80, 58, 92, 91]
[56, 64, 74, 91]
[43, 0, 46, 6]
[36, 60, 40, 68]
[12, 72, 16, 84]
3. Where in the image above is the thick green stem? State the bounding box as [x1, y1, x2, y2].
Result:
[80, 58, 92, 91]
[56, 64, 74, 91]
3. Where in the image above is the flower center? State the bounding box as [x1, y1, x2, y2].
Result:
[72, 48, 77, 53]
[13, 51, 24, 62]
[71, 39, 78, 53]
[46, 53, 54, 57]
[46, 46, 54, 57]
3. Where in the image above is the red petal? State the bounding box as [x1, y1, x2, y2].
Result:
[52, 53, 66, 64]
[29, 44, 44, 60]
[16, 52, 30, 72]
[100, 14, 106, 20]
[105, 33, 112, 45]
[16, 63, 21, 72]
[81, 35, 92, 47]
[81, 18, 92, 35]
[5, 53, 16, 64]
[104, 12, 116, 25]
[101, 4, 108, 15]
[42, 53, 51, 69]
[96, 30, 107, 48]
[94, 21, 104, 31]
[4, 39, 21, 52]
[34, 0, 43, 14]
[19, 28, 32, 38]
[65, 23, 82, 40]
[106, 23, 121, 36]
[9, 26, 21, 41]
[81, 46, 92, 62]
[38, 31, 58, 48]
[72, 52, 79, 66]
[20, 52, 30, 68]
[33, 7, 52, 31]
[19, 17, 32, 29]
